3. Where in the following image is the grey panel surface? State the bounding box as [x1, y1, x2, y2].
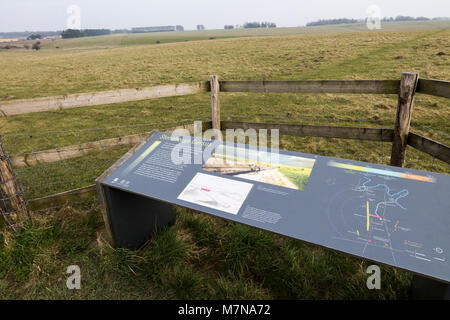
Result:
[101, 132, 450, 283]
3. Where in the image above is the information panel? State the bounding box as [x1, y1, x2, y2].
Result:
[102, 132, 450, 283]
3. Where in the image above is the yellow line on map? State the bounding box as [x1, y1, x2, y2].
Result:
[366, 201, 370, 232]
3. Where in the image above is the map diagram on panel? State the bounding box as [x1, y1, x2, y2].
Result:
[326, 161, 447, 268]
[177, 172, 253, 215]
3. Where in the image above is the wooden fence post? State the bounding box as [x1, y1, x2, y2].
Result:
[210, 75, 221, 135]
[390, 72, 419, 167]
[0, 137, 29, 228]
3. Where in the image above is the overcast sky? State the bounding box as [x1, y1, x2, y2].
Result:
[1, 0, 449, 32]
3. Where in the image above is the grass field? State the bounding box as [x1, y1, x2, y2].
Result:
[0, 21, 449, 299]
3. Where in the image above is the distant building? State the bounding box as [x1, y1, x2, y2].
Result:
[131, 26, 176, 33]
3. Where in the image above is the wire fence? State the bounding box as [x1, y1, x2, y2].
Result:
[1, 118, 209, 215]
[222, 114, 449, 173]
[1, 115, 449, 220]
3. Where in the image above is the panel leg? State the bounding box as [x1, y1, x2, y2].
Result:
[103, 186, 176, 249]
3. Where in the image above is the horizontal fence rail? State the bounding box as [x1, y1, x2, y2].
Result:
[407, 132, 450, 164]
[221, 121, 395, 141]
[416, 79, 450, 99]
[11, 134, 147, 168]
[1, 78, 448, 117]
[10, 122, 210, 168]
[219, 80, 401, 94]
[0, 82, 209, 116]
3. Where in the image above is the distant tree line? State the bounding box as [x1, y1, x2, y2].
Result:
[378, 16, 433, 22]
[61, 29, 111, 39]
[223, 22, 277, 29]
[243, 22, 277, 28]
[306, 18, 359, 26]
[0, 31, 60, 39]
[131, 26, 177, 33]
[111, 29, 129, 34]
[306, 16, 447, 27]
[61, 25, 186, 39]
[27, 34, 42, 40]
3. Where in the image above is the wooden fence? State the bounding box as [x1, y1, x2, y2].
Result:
[0, 72, 449, 221]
